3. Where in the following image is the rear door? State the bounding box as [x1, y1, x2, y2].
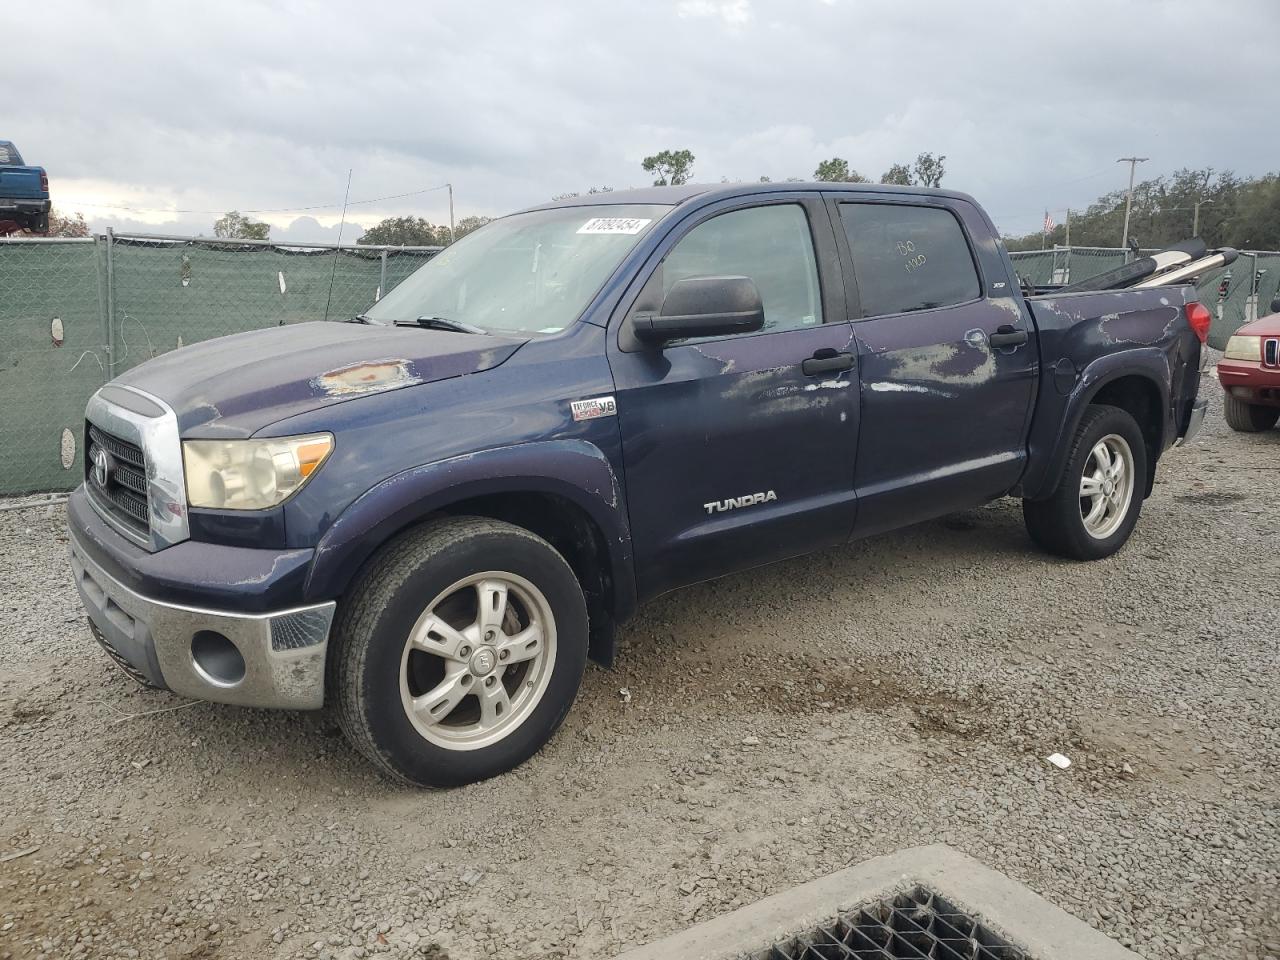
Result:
[830, 195, 1038, 536]
[607, 195, 859, 600]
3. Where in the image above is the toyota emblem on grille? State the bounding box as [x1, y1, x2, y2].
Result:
[92, 446, 114, 488]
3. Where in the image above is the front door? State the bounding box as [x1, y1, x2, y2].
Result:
[830, 196, 1039, 537]
[607, 197, 860, 601]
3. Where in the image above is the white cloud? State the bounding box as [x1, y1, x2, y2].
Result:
[4, 0, 1277, 242]
[676, 0, 753, 24]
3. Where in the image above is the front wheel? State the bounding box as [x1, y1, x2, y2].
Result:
[331, 516, 588, 787]
[1223, 393, 1280, 433]
[1023, 404, 1148, 561]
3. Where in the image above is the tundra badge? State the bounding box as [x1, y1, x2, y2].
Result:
[570, 396, 617, 421]
[703, 490, 778, 515]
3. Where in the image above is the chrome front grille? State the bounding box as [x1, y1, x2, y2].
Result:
[86, 423, 150, 538]
[1265, 338, 1278, 369]
[83, 385, 189, 552]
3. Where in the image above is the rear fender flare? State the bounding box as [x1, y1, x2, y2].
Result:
[305, 440, 635, 618]
[1025, 349, 1170, 501]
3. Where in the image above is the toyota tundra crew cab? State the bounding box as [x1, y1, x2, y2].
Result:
[68, 183, 1210, 786]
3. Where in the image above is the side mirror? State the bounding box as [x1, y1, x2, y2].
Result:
[632, 276, 765, 345]
[1270, 295, 1280, 315]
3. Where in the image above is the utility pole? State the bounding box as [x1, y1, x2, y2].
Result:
[1192, 197, 1213, 237]
[1116, 156, 1148, 254]
[1065, 208, 1071, 248]
[447, 183, 455, 244]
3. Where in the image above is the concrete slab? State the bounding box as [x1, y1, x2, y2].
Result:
[611, 844, 1139, 960]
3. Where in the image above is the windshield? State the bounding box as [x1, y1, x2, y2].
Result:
[364, 204, 668, 335]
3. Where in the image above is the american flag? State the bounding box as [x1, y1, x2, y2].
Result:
[1043, 211, 1056, 232]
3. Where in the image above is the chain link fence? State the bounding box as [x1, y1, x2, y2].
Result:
[0, 233, 438, 495]
[1008, 246, 1280, 349]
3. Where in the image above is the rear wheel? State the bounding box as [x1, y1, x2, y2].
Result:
[1023, 404, 1147, 561]
[331, 516, 588, 787]
[1223, 393, 1280, 432]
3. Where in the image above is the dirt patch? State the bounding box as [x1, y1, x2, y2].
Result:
[1, 385, 1277, 960]
[1174, 490, 1247, 505]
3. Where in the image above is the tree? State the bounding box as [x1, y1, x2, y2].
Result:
[47, 208, 90, 238]
[1228, 174, 1280, 249]
[996, 167, 1280, 252]
[358, 215, 492, 247]
[357, 216, 448, 246]
[880, 163, 913, 186]
[453, 215, 492, 240]
[642, 149, 695, 186]
[213, 210, 270, 240]
[877, 153, 946, 188]
[813, 158, 868, 183]
[912, 152, 946, 189]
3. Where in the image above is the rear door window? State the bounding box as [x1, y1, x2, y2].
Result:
[839, 203, 980, 317]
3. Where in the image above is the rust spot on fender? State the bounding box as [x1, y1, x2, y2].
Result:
[311, 358, 421, 397]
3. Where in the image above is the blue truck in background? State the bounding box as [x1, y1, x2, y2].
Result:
[0, 140, 50, 234]
[67, 183, 1210, 787]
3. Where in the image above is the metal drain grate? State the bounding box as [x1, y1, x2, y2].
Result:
[758, 886, 1028, 960]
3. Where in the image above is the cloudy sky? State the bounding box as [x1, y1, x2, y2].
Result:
[7, 0, 1278, 243]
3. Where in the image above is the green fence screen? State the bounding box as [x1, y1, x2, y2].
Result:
[0, 234, 437, 495]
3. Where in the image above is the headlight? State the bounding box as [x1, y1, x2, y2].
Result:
[1223, 335, 1262, 361]
[183, 434, 333, 510]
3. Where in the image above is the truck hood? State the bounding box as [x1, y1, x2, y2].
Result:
[113, 321, 527, 437]
[1235, 311, 1280, 337]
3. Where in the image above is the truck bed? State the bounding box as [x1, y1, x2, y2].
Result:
[1018, 284, 1203, 499]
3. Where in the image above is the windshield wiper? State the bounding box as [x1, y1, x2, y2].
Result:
[345, 314, 373, 324]
[394, 315, 487, 335]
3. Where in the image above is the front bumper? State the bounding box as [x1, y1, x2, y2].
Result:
[1217, 357, 1280, 407]
[69, 530, 335, 709]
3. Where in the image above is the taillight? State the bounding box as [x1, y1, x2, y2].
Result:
[39, 172, 48, 192]
[1185, 302, 1211, 344]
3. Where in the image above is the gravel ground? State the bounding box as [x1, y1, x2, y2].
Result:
[1, 382, 1277, 960]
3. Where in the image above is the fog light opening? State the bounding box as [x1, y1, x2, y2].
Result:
[191, 631, 246, 687]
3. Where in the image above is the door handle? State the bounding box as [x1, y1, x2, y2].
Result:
[988, 324, 1028, 348]
[801, 350, 854, 376]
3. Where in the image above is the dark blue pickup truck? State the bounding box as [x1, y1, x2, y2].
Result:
[67, 183, 1209, 786]
[0, 140, 50, 234]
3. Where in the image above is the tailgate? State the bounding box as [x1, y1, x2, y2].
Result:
[0, 167, 45, 200]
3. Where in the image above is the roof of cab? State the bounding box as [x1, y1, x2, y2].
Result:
[517, 181, 980, 215]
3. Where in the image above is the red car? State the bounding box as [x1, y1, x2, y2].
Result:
[1218, 296, 1280, 432]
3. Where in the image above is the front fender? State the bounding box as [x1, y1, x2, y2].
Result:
[1023, 348, 1171, 501]
[305, 439, 635, 615]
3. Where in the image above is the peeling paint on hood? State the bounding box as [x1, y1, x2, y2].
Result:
[114, 320, 527, 437]
[311, 358, 422, 397]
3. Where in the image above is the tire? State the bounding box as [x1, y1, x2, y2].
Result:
[1023, 404, 1148, 561]
[1223, 393, 1280, 433]
[331, 516, 588, 787]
